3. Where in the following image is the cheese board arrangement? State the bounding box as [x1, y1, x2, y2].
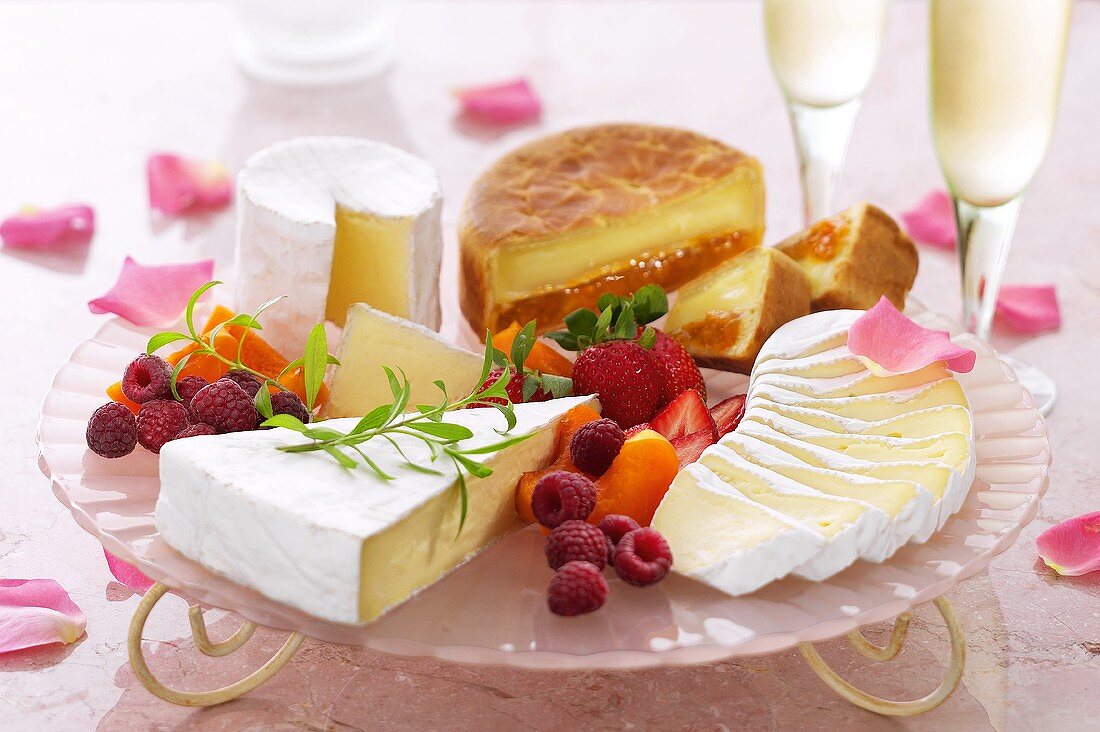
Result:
[38, 125, 1050, 715]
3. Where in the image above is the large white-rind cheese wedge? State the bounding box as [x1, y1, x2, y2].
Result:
[698, 445, 889, 579]
[651, 464, 825, 596]
[322, 303, 485, 419]
[720, 433, 934, 558]
[235, 137, 444, 355]
[155, 396, 595, 625]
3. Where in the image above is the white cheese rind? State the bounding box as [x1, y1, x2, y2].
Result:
[155, 396, 594, 625]
[234, 136, 444, 355]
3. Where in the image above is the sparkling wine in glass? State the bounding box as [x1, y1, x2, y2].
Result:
[930, 0, 1072, 414]
[765, 0, 889, 225]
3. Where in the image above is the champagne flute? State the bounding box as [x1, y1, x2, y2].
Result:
[930, 0, 1072, 415]
[764, 0, 889, 225]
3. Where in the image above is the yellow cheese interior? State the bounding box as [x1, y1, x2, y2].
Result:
[322, 305, 485, 419]
[795, 379, 969, 422]
[665, 249, 766, 330]
[848, 462, 954, 501]
[356, 419, 557, 622]
[326, 205, 413, 326]
[760, 404, 973, 439]
[798, 432, 970, 473]
[652, 472, 790, 572]
[491, 171, 763, 299]
[701, 457, 865, 538]
[769, 363, 950, 399]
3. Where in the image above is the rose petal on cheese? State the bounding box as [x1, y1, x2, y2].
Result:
[147, 153, 233, 215]
[901, 189, 955, 250]
[0, 204, 95, 249]
[995, 284, 1061, 334]
[104, 550, 154, 593]
[0, 579, 87, 654]
[88, 256, 215, 326]
[1037, 512, 1100, 576]
[456, 78, 541, 125]
[849, 296, 976, 376]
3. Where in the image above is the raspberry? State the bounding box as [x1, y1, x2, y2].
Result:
[547, 561, 608, 616]
[598, 514, 641, 547]
[175, 375, 209, 407]
[531, 471, 597, 529]
[613, 528, 673, 587]
[86, 402, 138, 458]
[569, 418, 625, 475]
[137, 399, 190, 454]
[270, 390, 311, 424]
[545, 520, 607, 570]
[189, 379, 258, 433]
[121, 354, 173, 404]
[175, 423, 217, 440]
[224, 369, 263, 398]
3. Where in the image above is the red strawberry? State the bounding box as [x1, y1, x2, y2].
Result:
[647, 328, 707, 407]
[649, 389, 717, 442]
[710, 394, 746, 437]
[572, 341, 663, 428]
[669, 428, 717, 467]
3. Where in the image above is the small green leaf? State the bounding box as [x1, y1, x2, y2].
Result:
[302, 426, 344, 440]
[449, 451, 493, 479]
[433, 380, 448, 398]
[278, 356, 304, 381]
[169, 351, 195, 400]
[456, 432, 533, 455]
[302, 323, 328, 411]
[352, 404, 392, 434]
[509, 320, 538, 368]
[489, 403, 518, 432]
[597, 292, 620, 313]
[251, 295, 286, 319]
[613, 305, 637, 340]
[541, 374, 573, 398]
[350, 446, 395, 479]
[630, 284, 668, 324]
[409, 421, 474, 441]
[382, 366, 403, 401]
[593, 305, 614, 343]
[564, 307, 598, 336]
[543, 331, 580, 352]
[254, 387, 273, 419]
[147, 331, 190, 354]
[222, 313, 263, 330]
[261, 414, 310, 432]
[637, 326, 657, 349]
[184, 281, 221, 339]
[322, 444, 358, 469]
[453, 468, 468, 536]
[478, 330, 496, 385]
[521, 376, 539, 402]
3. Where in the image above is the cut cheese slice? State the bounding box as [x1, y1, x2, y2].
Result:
[235, 137, 444, 355]
[651, 464, 825, 596]
[791, 431, 972, 475]
[753, 309, 859, 366]
[322, 303, 485, 418]
[155, 396, 595, 625]
[750, 378, 970, 422]
[720, 433, 934, 557]
[745, 402, 973, 440]
[699, 445, 889, 578]
[754, 362, 950, 398]
[753, 345, 866, 380]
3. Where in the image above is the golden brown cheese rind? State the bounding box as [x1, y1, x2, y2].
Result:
[459, 123, 765, 335]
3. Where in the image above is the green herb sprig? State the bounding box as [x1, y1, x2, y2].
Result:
[545, 284, 668, 352]
[145, 281, 339, 413]
[261, 333, 532, 535]
[488, 320, 573, 402]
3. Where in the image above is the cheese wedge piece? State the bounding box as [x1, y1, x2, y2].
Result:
[156, 396, 595, 625]
[754, 362, 950, 398]
[651, 464, 825, 596]
[753, 309, 859, 367]
[459, 124, 765, 335]
[699, 445, 889, 577]
[745, 402, 974, 440]
[734, 421, 967, 531]
[236, 137, 444, 355]
[790, 432, 973, 475]
[720, 433, 933, 559]
[753, 344, 867, 380]
[750, 378, 970, 422]
[322, 303, 485, 418]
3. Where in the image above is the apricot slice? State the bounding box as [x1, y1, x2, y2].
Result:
[493, 322, 574, 377]
[590, 430, 679, 527]
[515, 404, 601, 523]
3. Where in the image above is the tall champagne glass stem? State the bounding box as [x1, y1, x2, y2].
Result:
[788, 99, 861, 226]
[954, 196, 1022, 340]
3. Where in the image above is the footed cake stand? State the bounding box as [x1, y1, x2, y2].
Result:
[37, 308, 1050, 716]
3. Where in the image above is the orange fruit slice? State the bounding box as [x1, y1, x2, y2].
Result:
[590, 430, 679, 527]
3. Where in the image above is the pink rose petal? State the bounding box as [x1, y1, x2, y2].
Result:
[901, 189, 956, 250]
[456, 77, 541, 125]
[996, 284, 1061, 334]
[147, 153, 233, 216]
[0, 579, 87, 654]
[104, 550, 154, 593]
[1037, 512, 1100, 576]
[88, 256, 215, 326]
[0, 204, 95, 249]
[849, 296, 976, 376]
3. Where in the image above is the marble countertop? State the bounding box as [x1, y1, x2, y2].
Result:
[1, 1, 1098, 729]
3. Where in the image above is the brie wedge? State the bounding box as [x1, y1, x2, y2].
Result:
[155, 396, 594, 625]
[235, 137, 444, 355]
[322, 303, 485, 419]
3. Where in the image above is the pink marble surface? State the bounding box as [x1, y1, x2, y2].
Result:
[1, 1, 1097, 729]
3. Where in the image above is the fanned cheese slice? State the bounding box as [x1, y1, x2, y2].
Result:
[745, 402, 973, 440]
[155, 396, 596, 625]
[235, 137, 444, 355]
[651, 465, 825, 595]
[698, 446, 889, 578]
[750, 378, 969, 422]
[754, 362, 950, 398]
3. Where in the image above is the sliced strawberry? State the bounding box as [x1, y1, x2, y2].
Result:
[709, 394, 746, 437]
[649, 390, 717, 442]
[670, 428, 717, 467]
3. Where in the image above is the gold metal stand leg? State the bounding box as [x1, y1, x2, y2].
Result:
[798, 596, 965, 717]
[128, 582, 305, 707]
